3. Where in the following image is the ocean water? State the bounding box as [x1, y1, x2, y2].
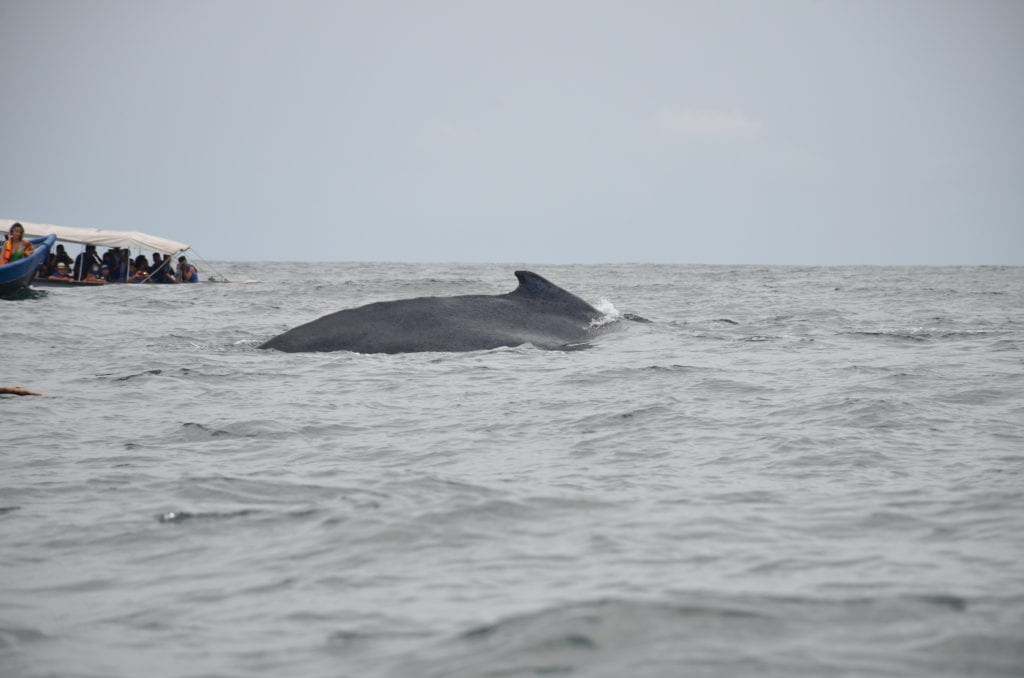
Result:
[2, 262, 1023, 677]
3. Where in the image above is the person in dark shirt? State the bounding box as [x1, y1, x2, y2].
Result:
[36, 253, 58, 278]
[54, 244, 73, 267]
[101, 249, 118, 278]
[111, 249, 130, 282]
[149, 253, 177, 283]
[73, 244, 100, 281]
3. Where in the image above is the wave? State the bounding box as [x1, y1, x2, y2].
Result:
[106, 368, 165, 381]
[0, 625, 49, 650]
[845, 328, 1000, 343]
[175, 420, 363, 442]
[157, 508, 262, 523]
[0, 287, 47, 301]
[156, 507, 319, 524]
[380, 593, 1004, 678]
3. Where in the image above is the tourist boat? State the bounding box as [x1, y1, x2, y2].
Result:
[0, 233, 56, 297]
[0, 219, 192, 292]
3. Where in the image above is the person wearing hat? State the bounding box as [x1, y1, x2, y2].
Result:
[48, 262, 72, 281]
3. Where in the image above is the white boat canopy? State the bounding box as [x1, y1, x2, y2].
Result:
[1, 219, 190, 255]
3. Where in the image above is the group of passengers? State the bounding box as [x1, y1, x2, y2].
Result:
[38, 246, 199, 284]
[2, 223, 199, 284]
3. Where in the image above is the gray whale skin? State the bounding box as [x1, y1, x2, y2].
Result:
[259, 271, 609, 354]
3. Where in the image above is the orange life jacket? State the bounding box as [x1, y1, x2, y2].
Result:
[1, 238, 34, 264]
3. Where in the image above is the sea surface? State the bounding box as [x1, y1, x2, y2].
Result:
[2, 262, 1023, 677]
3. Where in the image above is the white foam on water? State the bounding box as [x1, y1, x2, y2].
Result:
[590, 298, 622, 327]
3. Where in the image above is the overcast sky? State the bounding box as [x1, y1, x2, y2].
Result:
[1, 1, 1021, 264]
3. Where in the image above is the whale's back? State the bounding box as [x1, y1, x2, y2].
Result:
[259, 271, 607, 354]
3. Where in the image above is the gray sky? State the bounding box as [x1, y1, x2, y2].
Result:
[1, 0, 1021, 264]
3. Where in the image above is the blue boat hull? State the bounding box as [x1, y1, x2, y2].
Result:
[0, 235, 56, 297]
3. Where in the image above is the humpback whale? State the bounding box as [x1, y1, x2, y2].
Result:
[259, 271, 610, 354]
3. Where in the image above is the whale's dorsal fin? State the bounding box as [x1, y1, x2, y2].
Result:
[513, 270, 564, 297]
[512, 270, 598, 314]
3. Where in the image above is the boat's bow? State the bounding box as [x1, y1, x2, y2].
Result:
[0, 234, 56, 298]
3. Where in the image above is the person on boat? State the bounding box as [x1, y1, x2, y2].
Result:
[36, 253, 58, 278]
[177, 256, 199, 283]
[48, 262, 73, 281]
[150, 253, 177, 284]
[111, 249, 130, 282]
[82, 263, 106, 284]
[101, 249, 117, 275]
[160, 265, 178, 283]
[73, 244, 101, 281]
[0, 223, 35, 265]
[130, 254, 151, 282]
[99, 264, 111, 281]
[130, 259, 152, 283]
[149, 253, 164, 279]
[54, 244, 73, 268]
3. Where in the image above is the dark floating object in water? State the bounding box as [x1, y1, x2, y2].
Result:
[0, 386, 41, 396]
[260, 270, 614, 354]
